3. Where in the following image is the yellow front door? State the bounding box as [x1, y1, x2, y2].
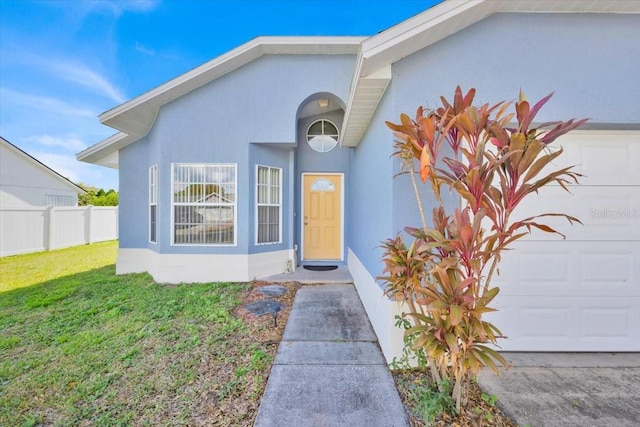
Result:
[303, 174, 342, 260]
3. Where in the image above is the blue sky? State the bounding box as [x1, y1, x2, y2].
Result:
[0, 0, 439, 191]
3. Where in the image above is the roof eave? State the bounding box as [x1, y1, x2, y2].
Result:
[76, 132, 139, 169]
[341, 0, 640, 148]
[99, 36, 365, 136]
[85, 36, 365, 167]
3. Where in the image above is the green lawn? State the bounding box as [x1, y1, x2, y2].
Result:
[0, 242, 278, 426]
[0, 241, 118, 292]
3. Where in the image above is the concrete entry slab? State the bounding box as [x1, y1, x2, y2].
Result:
[254, 365, 408, 427]
[261, 265, 353, 284]
[477, 353, 640, 427]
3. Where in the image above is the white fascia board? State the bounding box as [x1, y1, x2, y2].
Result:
[98, 36, 364, 137]
[87, 37, 364, 168]
[360, 0, 496, 77]
[76, 132, 138, 168]
[495, 0, 640, 14]
[361, 0, 485, 64]
[360, 0, 639, 76]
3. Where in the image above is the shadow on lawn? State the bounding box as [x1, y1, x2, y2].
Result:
[0, 264, 135, 308]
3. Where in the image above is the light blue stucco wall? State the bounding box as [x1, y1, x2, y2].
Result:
[247, 143, 292, 254]
[118, 139, 148, 248]
[118, 12, 639, 273]
[350, 11, 640, 281]
[392, 12, 640, 126]
[296, 109, 351, 262]
[348, 87, 395, 275]
[118, 53, 356, 254]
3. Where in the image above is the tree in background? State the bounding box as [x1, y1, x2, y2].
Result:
[78, 184, 118, 206]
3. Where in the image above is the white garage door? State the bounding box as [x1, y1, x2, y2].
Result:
[487, 130, 640, 351]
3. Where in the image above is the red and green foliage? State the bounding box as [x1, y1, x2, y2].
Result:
[379, 87, 587, 410]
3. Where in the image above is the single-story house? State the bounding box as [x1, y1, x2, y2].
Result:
[1, 136, 85, 207]
[78, 0, 639, 360]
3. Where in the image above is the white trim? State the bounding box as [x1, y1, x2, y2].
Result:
[116, 248, 294, 283]
[305, 119, 340, 153]
[170, 163, 238, 247]
[149, 164, 158, 244]
[76, 132, 138, 167]
[348, 248, 408, 364]
[255, 164, 283, 245]
[300, 172, 345, 261]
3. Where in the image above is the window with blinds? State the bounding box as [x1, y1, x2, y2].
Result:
[256, 165, 281, 244]
[172, 163, 237, 245]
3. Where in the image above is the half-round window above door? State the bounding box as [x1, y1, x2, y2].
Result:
[306, 119, 339, 153]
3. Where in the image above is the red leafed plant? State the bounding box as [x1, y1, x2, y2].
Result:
[379, 87, 587, 411]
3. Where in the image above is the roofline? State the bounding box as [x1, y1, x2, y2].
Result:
[361, 0, 640, 76]
[81, 36, 365, 168]
[340, 0, 640, 146]
[99, 36, 365, 133]
[76, 132, 136, 167]
[1, 136, 87, 194]
[82, 0, 640, 165]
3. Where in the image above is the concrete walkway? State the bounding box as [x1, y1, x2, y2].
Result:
[254, 284, 409, 427]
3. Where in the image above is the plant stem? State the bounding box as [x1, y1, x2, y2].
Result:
[408, 158, 428, 230]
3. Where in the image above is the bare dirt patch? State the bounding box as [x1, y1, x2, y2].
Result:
[203, 280, 300, 427]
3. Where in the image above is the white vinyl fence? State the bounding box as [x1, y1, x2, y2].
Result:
[0, 206, 118, 257]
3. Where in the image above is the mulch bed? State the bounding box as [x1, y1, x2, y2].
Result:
[207, 280, 300, 426]
[393, 369, 517, 427]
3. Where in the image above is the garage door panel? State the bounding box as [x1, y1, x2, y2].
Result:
[491, 131, 639, 351]
[493, 241, 639, 297]
[486, 296, 640, 351]
[511, 186, 639, 241]
[540, 131, 640, 186]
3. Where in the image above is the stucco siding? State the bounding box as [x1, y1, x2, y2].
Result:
[384, 10, 640, 266]
[296, 109, 351, 261]
[118, 139, 148, 248]
[125, 54, 356, 255]
[248, 143, 292, 254]
[347, 87, 395, 277]
[391, 12, 640, 126]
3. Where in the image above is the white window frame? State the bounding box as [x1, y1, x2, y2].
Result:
[171, 163, 237, 246]
[255, 165, 282, 245]
[306, 119, 339, 153]
[149, 164, 158, 244]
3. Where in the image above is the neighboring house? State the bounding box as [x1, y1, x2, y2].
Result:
[1, 136, 86, 207]
[78, 0, 640, 359]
